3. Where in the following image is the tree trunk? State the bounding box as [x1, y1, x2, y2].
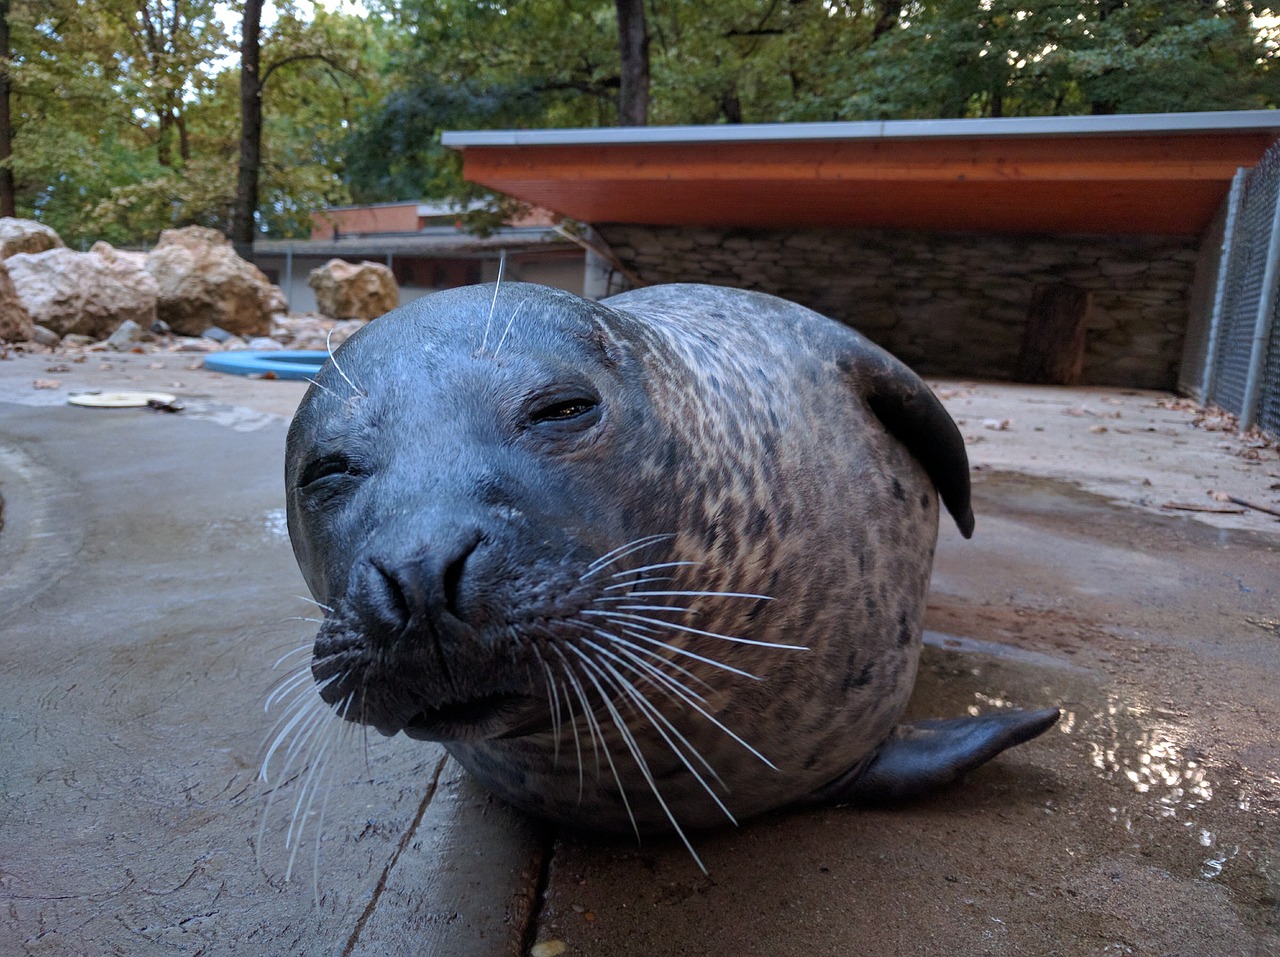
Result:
[0, 0, 16, 218]
[615, 0, 649, 126]
[230, 0, 264, 255]
[1013, 283, 1091, 385]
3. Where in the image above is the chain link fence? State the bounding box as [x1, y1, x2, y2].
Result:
[1182, 141, 1280, 436]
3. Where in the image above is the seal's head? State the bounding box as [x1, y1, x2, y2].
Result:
[287, 283, 682, 743]
[284, 281, 1056, 844]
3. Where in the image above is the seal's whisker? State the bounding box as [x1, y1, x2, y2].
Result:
[550, 645, 603, 790]
[570, 648, 707, 870]
[608, 641, 778, 771]
[601, 575, 675, 592]
[291, 595, 334, 612]
[567, 650, 653, 843]
[537, 655, 564, 768]
[616, 625, 763, 680]
[285, 706, 344, 882]
[558, 667, 586, 802]
[608, 560, 700, 580]
[596, 601, 692, 612]
[272, 644, 317, 670]
[263, 661, 316, 706]
[261, 685, 326, 773]
[263, 672, 313, 715]
[303, 375, 344, 401]
[257, 692, 334, 873]
[575, 624, 714, 698]
[607, 590, 774, 602]
[260, 672, 346, 785]
[325, 327, 366, 399]
[585, 609, 808, 651]
[490, 298, 528, 359]
[583, 534, 675, 578]
[479, 251, 506, 355]
[281, 615, 325, 625]
[581, 638, 727, 791]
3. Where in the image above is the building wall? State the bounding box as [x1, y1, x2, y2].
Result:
[597, 225, 1202, 389]
[254, 251, 585, 316]
[310, 204, 422, 240]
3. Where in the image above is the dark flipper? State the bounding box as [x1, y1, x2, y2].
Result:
[799, 708, 1061, 807]
[838, 343, 975, 538]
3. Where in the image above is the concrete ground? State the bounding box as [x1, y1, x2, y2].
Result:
[0, 348, 1277, 957]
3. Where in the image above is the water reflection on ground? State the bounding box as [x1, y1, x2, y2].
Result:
[915, 638, 1279, 940]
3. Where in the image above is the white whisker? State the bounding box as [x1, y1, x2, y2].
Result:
[569, 648, 707, 871]
[479, 251, 506, 354]
[584, 609, 807, 651]
[491, 298, 528, 359]
[583, 534, 675, 577]
[291, 595, 334, 613]
[607, 590, 774, 602]
[607, 641, 778, 771]
[609, 560, 701, 580]
[325, 328, 366, 398]
[601, 575, 675, 592]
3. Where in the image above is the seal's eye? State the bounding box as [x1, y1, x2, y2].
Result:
[532, 398, 598, 423]
[299, 453, 363, 491]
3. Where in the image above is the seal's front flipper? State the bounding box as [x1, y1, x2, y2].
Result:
[801, 708, 1060, 807]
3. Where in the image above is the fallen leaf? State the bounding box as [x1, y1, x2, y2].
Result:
[982, 418, 1011, 431]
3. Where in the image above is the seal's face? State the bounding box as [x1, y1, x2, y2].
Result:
[287, 284, 676, 743]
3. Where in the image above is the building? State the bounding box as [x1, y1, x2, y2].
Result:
[252, 201, 589, 315]
[442, 111, 1280, 428]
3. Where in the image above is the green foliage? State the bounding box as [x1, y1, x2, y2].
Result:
[8, 1, 389, 245]
[10, 0, 1280, 244]
[826, 0, 1279, 120]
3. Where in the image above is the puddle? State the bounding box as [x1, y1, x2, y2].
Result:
[972, 471, 1280, 552]
[914, 641, 1280, 934]
[205, 508, 292, 549]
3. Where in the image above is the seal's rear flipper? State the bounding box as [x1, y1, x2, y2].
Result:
[800, 708, 1061, 807]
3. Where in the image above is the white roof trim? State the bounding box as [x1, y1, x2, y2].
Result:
[442, 110, 1280, 149]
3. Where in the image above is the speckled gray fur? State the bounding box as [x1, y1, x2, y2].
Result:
[286, 282, 1004, 839]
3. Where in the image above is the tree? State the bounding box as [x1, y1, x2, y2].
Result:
[615, 0, 649, 125]
[230, 2, 388, 250]
[229, 0, 263, 254]
[0, 0, 14, 217]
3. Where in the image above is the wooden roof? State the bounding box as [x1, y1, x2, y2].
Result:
[443, 111, 1280, 235]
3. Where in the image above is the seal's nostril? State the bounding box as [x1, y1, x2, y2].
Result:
[441, 535, 480, 620]
[362, 532, 482, 635]
[369, 556, 414, 633]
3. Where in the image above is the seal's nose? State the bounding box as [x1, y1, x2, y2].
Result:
[358, 530, 482, 637]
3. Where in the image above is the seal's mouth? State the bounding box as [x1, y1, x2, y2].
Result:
[400, 693, 548, 742]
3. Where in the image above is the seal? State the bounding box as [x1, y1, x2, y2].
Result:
[284, 282, 1058, 860]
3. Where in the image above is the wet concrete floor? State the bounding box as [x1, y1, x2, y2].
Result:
[0, 387, 1277, 956]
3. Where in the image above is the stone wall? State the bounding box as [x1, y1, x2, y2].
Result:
[597, 225, 1202, 389]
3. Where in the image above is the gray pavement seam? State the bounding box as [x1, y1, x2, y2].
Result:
[341, 753, 448, 956]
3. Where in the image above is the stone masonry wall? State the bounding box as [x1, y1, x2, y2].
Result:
[597, 225, 1201, 389]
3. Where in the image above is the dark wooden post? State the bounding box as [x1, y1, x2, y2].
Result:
[1013, 283, 1092, 385]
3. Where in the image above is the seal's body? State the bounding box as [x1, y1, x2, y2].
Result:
[286, 283, 1056, 845]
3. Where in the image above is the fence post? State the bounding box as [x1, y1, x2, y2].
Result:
[1241, 178, 1280, 431]
[1202, 168, 1247, 402]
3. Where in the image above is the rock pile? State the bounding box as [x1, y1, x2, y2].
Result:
[146, 226, 286, 337]
[5, 245, 158, 338]
[0, 219, 289, 347]
[308, 258, 398, 321]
